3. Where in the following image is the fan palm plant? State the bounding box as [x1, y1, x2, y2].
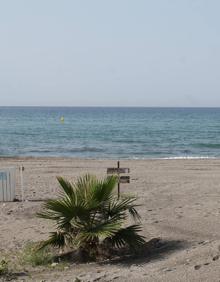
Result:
[37, 174, 145, 260]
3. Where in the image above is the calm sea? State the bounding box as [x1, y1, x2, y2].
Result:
[1, 107, 220, 159]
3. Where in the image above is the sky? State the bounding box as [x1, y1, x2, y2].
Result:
[1, 0, 220, 107]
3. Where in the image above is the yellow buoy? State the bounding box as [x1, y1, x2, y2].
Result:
[60, 116, 64, 123]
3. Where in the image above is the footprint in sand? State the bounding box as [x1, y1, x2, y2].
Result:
[213, 255, 219, 261]
[194, 265, 202, 270]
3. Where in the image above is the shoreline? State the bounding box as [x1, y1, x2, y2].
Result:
[0, 155, 218, 161]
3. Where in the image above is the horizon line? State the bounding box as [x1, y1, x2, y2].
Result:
[1, 105, 220, 108]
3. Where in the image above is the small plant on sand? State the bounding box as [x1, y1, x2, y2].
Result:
[21, 243, 54, 266]
[37, 174, 145, 260]
[0, 259, 8, 275]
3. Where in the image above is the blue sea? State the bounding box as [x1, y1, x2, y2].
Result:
[1, 107, 220, 159]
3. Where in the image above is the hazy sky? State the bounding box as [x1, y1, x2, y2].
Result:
[1, 0, 220, 107]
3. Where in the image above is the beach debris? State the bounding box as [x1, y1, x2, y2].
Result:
[6, 210, 13, 215]
[163, 268, 174, 272]
[112, 276, 120, 280]
[194, 265, 201, 270]
[198, 240, 210, 245]
[212, 255, 219, 261]
[185, 259, 191, 265]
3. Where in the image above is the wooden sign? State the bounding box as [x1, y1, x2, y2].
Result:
[120, 176, 130, 183]
[107, 161, 130, 198]
[107, 168, 130, 174]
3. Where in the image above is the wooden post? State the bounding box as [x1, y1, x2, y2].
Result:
[117, 161, 120, 199]
[20, 166, 24, 202]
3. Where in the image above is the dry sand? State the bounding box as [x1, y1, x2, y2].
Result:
[1, 157, 220, 281]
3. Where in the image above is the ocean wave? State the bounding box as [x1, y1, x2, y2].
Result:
[123, 155, 217, 160]
[27, 147, 104, 154]
[193, 143, 220, 149]
[161, 156, 216, 160]
[68, 147, 104, 153]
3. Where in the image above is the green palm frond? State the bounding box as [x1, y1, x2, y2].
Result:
[107, 224, 146, 250]
[90, 175, 118, 203]
[74, 218, 122, 245]
[57, 176, 75, 198]
[37, 231, 68, 250]
[72, 174, 98, 208]
[73, 174, 117, 209]
[106, 196, 141, 221]
[128, 205, 141, 221]
[37, 197, 88, 228]
[74, 174, 96, 198]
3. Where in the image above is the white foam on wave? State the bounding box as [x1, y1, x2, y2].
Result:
[129, 156, 217, 160]
[160, 156, 217, 160]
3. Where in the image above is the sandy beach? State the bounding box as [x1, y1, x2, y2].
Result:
[1, 157, 220, 281]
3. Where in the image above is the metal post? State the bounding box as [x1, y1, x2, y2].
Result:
[117, 161, 120, 199]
